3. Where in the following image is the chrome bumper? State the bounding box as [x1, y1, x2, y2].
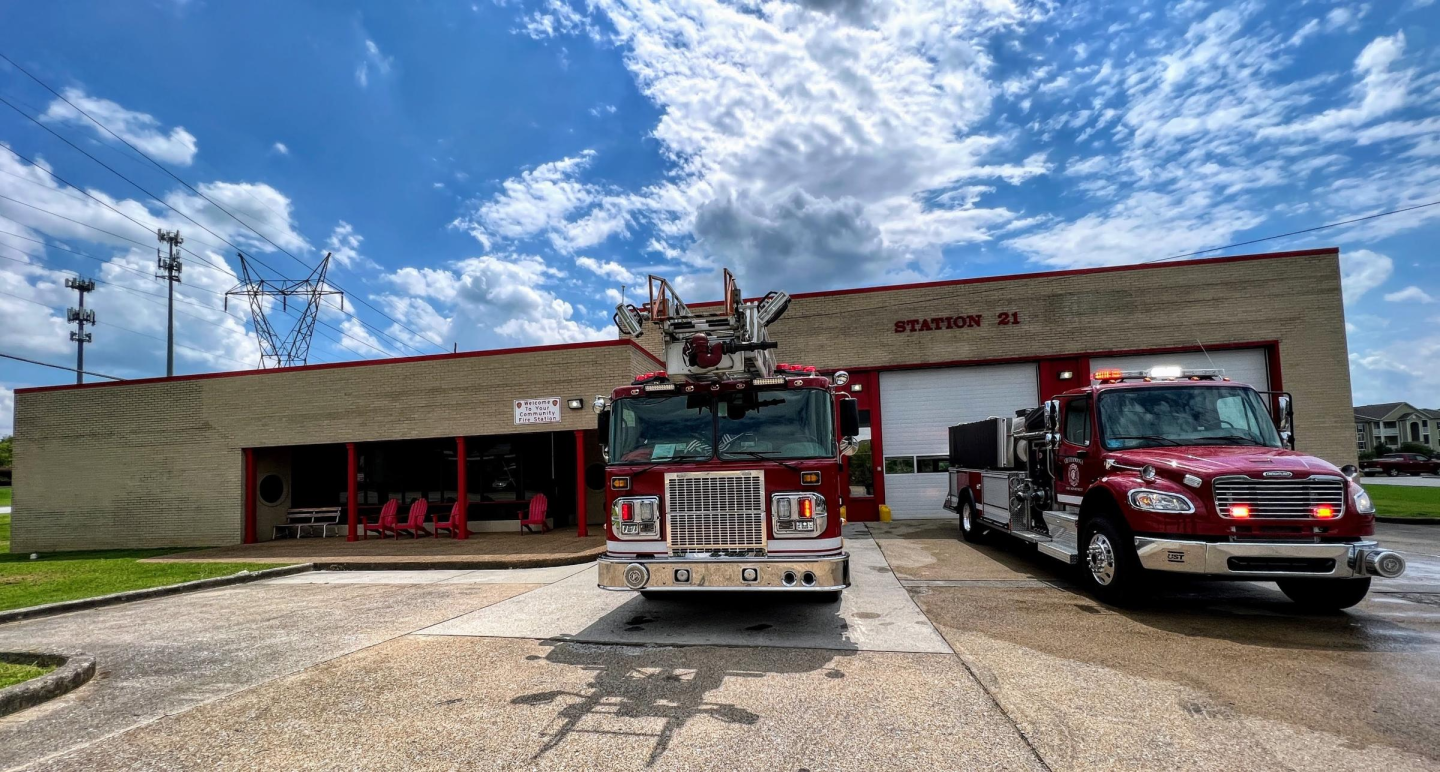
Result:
[598, 554, 850, 592]
[1134, 538, 1406, 579]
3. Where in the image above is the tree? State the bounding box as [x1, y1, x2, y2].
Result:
[1373, 443, 1393, 457]
[1399, 441, 1434, 457]
[0, 435, 11, 468]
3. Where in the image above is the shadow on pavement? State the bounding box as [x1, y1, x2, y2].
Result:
[513, 594, 856, 766]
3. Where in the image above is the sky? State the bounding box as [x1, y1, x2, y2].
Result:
[0, 0, 1437, 436]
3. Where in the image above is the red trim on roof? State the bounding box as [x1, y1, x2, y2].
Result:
[15, 338, 661, 395]
[827, 339, 1283, 376]
[680, 248, 1338, 308]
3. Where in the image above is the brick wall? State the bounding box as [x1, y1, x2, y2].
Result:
[12, 341, 657, 552]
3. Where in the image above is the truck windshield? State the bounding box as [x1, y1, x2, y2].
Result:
[609, 389, 835, 463]
[1098, 386, 1282, 450]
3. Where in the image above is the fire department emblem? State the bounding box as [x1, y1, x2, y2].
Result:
[1067, 463, 1081, 487]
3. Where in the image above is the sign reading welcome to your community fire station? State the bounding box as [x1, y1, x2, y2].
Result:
[514, 398, 563, 425]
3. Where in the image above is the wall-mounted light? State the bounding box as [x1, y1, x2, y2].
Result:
[1058, 370, 1075, 380]
[850, 383, 864, 393]
[567, 398, 584, 410]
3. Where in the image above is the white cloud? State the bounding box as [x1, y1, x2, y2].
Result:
[575, 256, 638, 284]
[325, 221, 375, 270]
[1383, 285, 1436, 303]
[588, 104, 617, 117]
[1341, 249, 1394, 305]
[41, 88, 198, 166]
[0, 385, 11, 436]
[1262, 33, 1412, 141]
[355, 38, 394, 88]
[164, 181, 310, 255]
[455, 150, 637, 251]
[272, 142, 289, 155]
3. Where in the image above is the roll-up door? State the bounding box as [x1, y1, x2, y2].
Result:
[1090, 349, 1269, 390]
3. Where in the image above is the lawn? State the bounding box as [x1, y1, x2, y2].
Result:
[0, 487, 10, 508]
[0, 660, 55, 690]
[1365, 485, 1440, 518]
[0, 516, 285, 612]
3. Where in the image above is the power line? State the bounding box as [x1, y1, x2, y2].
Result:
[0, 56, 447, 354]
[1143, 199, 1440, 264]
[0, 351, 121, 381]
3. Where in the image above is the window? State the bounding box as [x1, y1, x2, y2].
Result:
[1063, 397, 1091, 446]
[1384, 421, 1397, 430]
[884, 456, 915, 474]
[915, 455, 950, 474]
[1098, 386, 1282, 450]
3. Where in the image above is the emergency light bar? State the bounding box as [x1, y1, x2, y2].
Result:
[1093, 366, 1227, 383]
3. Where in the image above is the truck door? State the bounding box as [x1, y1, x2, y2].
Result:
[1056, 395, 1097, 506]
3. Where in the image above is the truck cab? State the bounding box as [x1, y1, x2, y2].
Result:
[945, 366, 1406, 610]
[594, 271, 858, 600]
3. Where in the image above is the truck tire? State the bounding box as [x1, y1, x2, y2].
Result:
[1276, 577, 1371, 611]
[958, 497, 988, 544]
[1079, 517, 1145, 606]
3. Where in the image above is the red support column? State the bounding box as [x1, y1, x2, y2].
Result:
[456, 436, 469, 540]
[346, 442, 358, 541]
[242, 448, 257, 544]
[574, 429, 588, 538]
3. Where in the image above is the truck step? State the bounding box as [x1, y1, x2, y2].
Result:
[1037, 510, 1080, 565]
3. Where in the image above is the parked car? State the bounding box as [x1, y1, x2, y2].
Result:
[1361, 453, 1440, 477]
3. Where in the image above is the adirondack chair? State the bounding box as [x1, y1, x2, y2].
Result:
[361, 499, 399, 539]
[519, 493, 549, 534]
[393, 499, 432, 538]
[434, 501, 465, 538]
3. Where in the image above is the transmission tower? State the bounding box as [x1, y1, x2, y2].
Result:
[225, 252, 344, 368]
[155, 229, 183, 376]
[65, 277, 96, 385]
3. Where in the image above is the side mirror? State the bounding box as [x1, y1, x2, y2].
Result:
[597, 408, 610, 439]
[839, 437, 859, 457]
[584, 463, 607, 491]
[1276, 394, 1293, 432]
[1339, 464, 1360, 482]
[839, 398, 861, 438]
[1043, 399, 1060, 432]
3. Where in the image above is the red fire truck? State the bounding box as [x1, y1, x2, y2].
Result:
[594, 270, 860, 600]
[943, 366, 1407, 610]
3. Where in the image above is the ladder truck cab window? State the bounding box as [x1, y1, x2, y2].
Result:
[718, 390, 835, 460]
[1099, 386, 1282, 450]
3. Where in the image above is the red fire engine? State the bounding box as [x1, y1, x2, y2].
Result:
[944, 366, 1407, 610]
[594, 270, 860, 600]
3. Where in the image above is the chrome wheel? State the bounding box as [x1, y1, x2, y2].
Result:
[1086, 532, 1117, 586]
[962, 502, 973, 533]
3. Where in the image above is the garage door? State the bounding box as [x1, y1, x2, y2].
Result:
[1090, 349, 1269, 391]
[879, 364, 1039, 519]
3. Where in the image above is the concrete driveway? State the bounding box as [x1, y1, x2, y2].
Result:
[1363, 474, 1440, 488]
[1, 524, 1437, 771]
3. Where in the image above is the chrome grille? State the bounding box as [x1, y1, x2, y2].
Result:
[665, 471, 766, 552]
[1212, 475, 1346, 519]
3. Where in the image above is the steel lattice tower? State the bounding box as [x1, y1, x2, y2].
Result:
[225, 252, 344, 368]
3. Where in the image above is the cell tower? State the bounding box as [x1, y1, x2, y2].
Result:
[225, 252, 344, 368]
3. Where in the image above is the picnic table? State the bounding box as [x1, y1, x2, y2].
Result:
[274, 507, 343, 539]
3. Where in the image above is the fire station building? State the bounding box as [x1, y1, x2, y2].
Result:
[9, 248, 1355, 552]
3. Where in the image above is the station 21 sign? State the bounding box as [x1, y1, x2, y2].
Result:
[514, 398, 562, 425]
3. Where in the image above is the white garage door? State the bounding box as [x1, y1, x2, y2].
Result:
[1090, 349, 1269, 391]
[879, 364, 1039, 519]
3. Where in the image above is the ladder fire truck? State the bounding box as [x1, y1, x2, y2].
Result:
[594, 270, 860, 599]
[944, 366, 1407, 610]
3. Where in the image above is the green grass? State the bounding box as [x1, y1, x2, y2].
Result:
[1366, 485, 1440, 518]
[0, 539, 283, 612]
[0, 513, 8, 553]
[0, 487, 10, 508]
[0, 660, 55, 690]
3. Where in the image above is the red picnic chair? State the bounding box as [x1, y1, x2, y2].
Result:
[519, 493, 549, 534]
[435, 501, 465, 538]
[393, 499, 432, 538]
[361, 499, 399, 539]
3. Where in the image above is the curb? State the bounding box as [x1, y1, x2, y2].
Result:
[0, 563, 314, 625]
[315, 550, 605, 572]
[0, 652, 96, 717]
[1377, 516, 1440, 525]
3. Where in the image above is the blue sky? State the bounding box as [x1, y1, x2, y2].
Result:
[1, 0, 1437, 435]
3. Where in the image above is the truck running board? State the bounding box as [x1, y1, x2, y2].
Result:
[1004, 511, 1080, 565]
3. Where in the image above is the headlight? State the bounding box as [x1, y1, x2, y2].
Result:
[1127, 488, 1196, 513]
[611, 496, 660, 539]
[1352, 485, 1375, 515]
[771, 492, 827, 538]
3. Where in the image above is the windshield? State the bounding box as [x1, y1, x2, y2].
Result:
[609, 389, 835, 463]
[1098, 386, 1282, 450]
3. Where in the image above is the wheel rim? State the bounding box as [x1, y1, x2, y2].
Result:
[1086, 532, 1117, 586]
[962, 503, 973, 532]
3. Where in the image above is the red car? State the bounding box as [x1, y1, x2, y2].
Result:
[1361, 453, 1440, 477]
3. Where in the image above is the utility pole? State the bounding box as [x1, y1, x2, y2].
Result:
[156, 229, 183, 377]
[65, 277, 96, 385]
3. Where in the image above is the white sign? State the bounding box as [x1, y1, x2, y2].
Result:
[514, 397, 562, 425]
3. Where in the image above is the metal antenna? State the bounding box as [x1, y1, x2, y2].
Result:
[225, 252, 344, 368]
[65, 277, 96, 385]
[156, 229, 184, 376]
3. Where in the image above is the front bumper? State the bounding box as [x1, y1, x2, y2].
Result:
[598, 554, 850, 592]
[1134, 538, 1406, 579]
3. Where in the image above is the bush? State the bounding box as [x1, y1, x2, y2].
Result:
[1359, 450, 1377, 461]
[1399, 441, 1434, 457]
[1373, 444, 1393, 457]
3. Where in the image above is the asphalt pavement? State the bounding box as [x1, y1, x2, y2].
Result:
[1363, 474, 1440, 488]
[0, 523, 1436, 771]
